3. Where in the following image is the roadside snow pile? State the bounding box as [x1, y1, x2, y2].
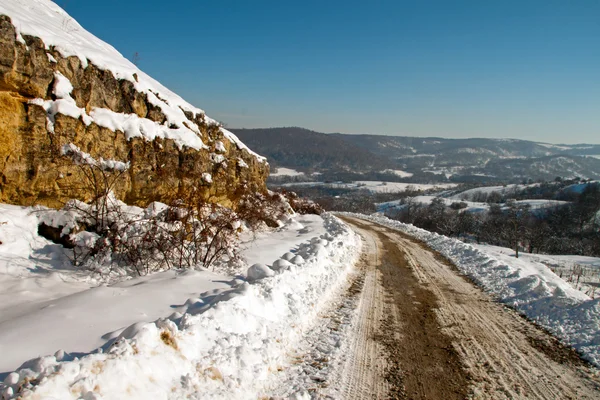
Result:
[342, 213, 600, 367]
[0, 0, 264, 160]
[0, 213, 360, 399]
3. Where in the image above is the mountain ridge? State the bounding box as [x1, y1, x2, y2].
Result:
[231, 127, 600, 181]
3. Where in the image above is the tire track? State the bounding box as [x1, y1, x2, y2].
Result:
[342, 216, 600, 400]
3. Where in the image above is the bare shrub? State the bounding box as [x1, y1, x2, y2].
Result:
[53, 144, 294, 277]
[278, 189, 323, 215]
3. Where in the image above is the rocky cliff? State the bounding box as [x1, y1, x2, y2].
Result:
[0, 1, 268, 209]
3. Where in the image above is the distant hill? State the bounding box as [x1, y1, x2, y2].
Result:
[232, 128, 600, 183]
[335, 135, 600, 181]
[231, 127, 393, 172]
[334, 134, 600, 161]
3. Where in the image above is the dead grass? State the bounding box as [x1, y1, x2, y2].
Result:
[204, 366, 223, 381]
[160, 330, 178, 350]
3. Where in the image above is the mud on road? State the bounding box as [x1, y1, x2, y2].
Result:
[334, 216, 600, 400]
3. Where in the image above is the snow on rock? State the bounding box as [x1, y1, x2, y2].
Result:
[342, 212, 600, 367]
[61, 143, 130, 172]
[0, 0, 266, 161]
[202, 172, 213, 184]
[28, 71, 93, 132]
[215, 141, 226, 153]
[237, 158, 248, 168]
[89, 107, 208, 150]
[0, 213, 361, 399]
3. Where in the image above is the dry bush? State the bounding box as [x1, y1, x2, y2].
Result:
[52, 146, 300, 277]
[277, 189, 323, 215]
[235, 187, 293, 228]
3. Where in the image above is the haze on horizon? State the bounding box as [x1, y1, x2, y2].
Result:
[63, 0, 599, 144]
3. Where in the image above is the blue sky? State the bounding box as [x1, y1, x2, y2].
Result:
[61, 0, 599, 143]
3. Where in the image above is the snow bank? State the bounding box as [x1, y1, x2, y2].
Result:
[341, 213, 600, 367]
[0, 0, 265, 160]
[0, 214, 360, 399]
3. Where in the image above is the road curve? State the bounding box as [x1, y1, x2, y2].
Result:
[331, 216, 600, 400]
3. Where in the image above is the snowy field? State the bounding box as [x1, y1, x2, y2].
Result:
[0, 203, 360, 398]
[341, 213, 600, 367]
[282, 181, 456, 193]
[380, 169, 414, 178]
[377, 195, 567, 214]
[269, 167, 304, 177]
[449, 183, 540, 201]
[475, 244, 600, 299]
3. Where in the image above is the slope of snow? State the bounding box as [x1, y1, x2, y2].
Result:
[0, 204, 360, 398]
[476, 244, 600, 299]
[0, 0, 265, 160]
[341, 213, 600, 367]
[449, 183, 539, 201]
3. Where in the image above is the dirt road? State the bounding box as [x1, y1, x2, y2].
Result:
[329, 216, 600, 399]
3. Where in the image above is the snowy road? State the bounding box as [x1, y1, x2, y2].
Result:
[322, 216, 600, 399]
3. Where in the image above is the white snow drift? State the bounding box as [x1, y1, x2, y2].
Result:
[0, 204, 360, 399]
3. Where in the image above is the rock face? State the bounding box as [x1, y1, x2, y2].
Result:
[0, 14, 268, 209]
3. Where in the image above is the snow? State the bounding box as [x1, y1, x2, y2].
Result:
[380, 169, 414, 178]
[282, 181, 456, 193]
[449, 184, 535, 201]
[377, 195, 567, 214]
[215, 141, 226, 153]
[0, 0, 265, 161]
[538, 143, 571, 151]
[0, 205, 360, 399]
[246, 263, 275, 281]
[61, 143, 130, 172]
[476, 244, 600, 299]
[201, 172, 213, 183]
[90, 107, 208, 150]
[342, 213, 600, 367]
[270, 167, 304, 177]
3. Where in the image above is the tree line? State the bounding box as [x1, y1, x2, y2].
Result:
[387, 183, 600, 257]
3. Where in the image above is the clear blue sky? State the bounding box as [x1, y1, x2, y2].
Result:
[61, 0, 598, 144]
